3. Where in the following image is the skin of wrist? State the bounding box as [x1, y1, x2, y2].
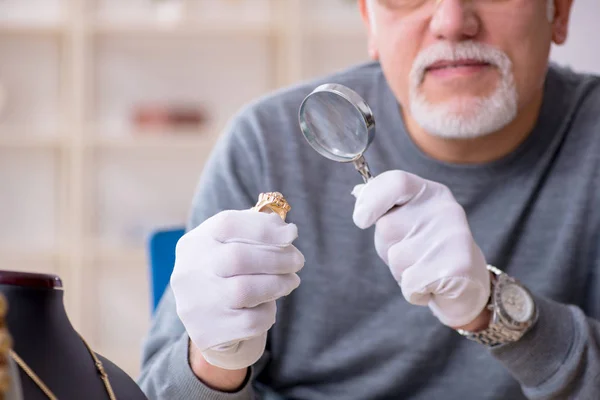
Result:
[188, 339, 249, 393]
[454, 308, 492, 332]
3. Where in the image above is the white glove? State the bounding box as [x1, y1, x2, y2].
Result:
[170, 209, 304, 370]
[352, 170, 490, 328]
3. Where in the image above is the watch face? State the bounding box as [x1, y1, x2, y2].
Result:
[500, 283, 535, 323]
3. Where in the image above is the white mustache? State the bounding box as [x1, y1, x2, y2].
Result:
[410, 41, 512, 86]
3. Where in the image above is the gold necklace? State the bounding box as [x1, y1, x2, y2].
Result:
[9, 334, 117, 400]
[0, 295, 12, 396]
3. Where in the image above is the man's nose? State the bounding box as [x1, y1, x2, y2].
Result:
[430, 0, 480, 41]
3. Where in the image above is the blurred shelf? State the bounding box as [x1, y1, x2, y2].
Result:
[0, 21, 65, 36]
[0, 18, 281, 38]
[310, 23, 366, 37]
[0, 135, 65, 149]
[87, 129, 219, 150]
[91, 19, 276, 37]
[0, 248, 63, 263]
[92, 244, 147, 262]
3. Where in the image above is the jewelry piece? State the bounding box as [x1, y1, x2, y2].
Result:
[251, 192, 291, 221]
[0, 294, 13, 395]
[9, 334, 116, 400]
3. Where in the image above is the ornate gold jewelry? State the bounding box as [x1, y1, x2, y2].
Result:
[251, 192, 291, 221]
[9, 334, 116, 400]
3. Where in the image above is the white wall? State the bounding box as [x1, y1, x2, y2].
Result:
[550, 1, 600, 75]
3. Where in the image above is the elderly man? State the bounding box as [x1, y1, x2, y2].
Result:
[138, 0, 600, 399]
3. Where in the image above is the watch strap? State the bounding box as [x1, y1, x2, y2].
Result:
[457, 322, 523, 347]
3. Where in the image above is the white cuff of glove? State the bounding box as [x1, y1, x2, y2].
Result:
[201, 334, 267, 371]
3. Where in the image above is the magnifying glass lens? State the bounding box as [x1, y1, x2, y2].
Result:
[301, 91, 369, 162]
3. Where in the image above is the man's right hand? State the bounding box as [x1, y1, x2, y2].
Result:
[170, 209, 305, 382]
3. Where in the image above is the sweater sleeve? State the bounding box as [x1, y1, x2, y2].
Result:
[491, 294, 600, 399]
[137, 108, 270, 399]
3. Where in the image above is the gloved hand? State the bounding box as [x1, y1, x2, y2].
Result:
[170, 210, 304, 370]
[352, 170, 490, 328]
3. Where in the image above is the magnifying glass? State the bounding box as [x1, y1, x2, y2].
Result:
[298, 84, 376, 183]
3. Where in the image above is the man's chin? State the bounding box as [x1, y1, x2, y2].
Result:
[410, 95, 518, 140]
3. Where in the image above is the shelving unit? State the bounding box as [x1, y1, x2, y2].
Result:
[0, 134, 65, 148]
[91, 19, 276, 37]
[0, 0, 369, 379]
[0, 23, 66, 36]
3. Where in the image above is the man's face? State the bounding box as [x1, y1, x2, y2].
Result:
[360, 0, 573, 139]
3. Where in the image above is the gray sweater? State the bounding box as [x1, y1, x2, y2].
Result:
[138, 62, 600, 400]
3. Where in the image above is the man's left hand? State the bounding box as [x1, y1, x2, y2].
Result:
[352, 170, 491, 329]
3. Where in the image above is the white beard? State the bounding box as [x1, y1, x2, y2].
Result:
[408, 41, 518, 140]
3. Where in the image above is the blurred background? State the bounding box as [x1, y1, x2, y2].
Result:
[0, 0, 598, 380]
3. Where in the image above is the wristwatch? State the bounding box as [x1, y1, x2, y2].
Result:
[457, 265, 538, 347]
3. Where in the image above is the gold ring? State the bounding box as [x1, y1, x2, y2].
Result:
[251, 192, 291, 221]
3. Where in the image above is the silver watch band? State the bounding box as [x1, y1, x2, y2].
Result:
[457, 323, 523, 347]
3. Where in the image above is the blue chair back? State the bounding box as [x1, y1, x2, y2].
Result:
[147, 227, 186, 312]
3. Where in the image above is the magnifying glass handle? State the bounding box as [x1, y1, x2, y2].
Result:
[352, 156, 373, 183]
